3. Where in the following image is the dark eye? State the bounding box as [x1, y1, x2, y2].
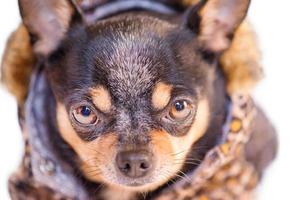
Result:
[72, 106, 98, 125]
[169, 100, 192, 120]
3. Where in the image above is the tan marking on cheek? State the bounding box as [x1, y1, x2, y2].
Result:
[90, 86, 112, 112]
[57, 103, 84, 150]
[148, 99, 209, 187]
[172, 99, 210, 150]
[160, 99, 210, 167]
[152, 130, 187, 175]
[56, 103, 117, 182]
[151, 82, 172, 110]
[151, 131, 174, 159]
[150, 131, 179, 187]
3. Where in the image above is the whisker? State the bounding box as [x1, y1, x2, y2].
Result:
[170, 145, 208, 157]
[160, 170, 177, 186]
[87, 171, 102, 178]
[174, 158, 203, 162]
[173, 162, 200, 166]
[80, 157, 99, 164]
[140, 191, 148, 200]
[173, 173, 190, 183]
[85, 169, 101, 175]
[177, 170, 191, 182]
[85, 146, 106, 157]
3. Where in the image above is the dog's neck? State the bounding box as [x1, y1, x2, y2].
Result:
[77, 0, 179, 23]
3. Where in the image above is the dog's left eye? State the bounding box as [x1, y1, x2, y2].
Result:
[72, 106, 98, 125]
[169, 100, 192, 120]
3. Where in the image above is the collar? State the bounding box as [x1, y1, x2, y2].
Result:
[73, 0, 178, 23]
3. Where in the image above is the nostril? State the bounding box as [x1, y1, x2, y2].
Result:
[125, 163, 131, 170]
[140, 162, 149, 170]
[120, 162, 131, 172]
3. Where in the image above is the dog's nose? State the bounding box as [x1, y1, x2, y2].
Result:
[116, 150, 153, 178]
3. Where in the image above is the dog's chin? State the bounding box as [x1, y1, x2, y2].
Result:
[99, 168, 176, 192]
[102, 175, 166, 192]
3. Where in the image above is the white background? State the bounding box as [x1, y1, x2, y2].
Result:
[0, 0, 301, 199]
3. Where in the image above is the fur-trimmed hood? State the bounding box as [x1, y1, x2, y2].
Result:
[2, 1, 276, 200]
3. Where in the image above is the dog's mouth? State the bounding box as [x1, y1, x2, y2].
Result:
[103, 166, 176, 191]
[112, 175, 157, 189]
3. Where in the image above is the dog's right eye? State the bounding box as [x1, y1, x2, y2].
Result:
[72, 106, 98, 125]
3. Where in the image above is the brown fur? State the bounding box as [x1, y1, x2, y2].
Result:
[220, 21, 263, 94]
[151, 82, 173, 110]
[90, 86, 112, 113]
[181, 0, 199, 6]
[1, 24, 35, 108]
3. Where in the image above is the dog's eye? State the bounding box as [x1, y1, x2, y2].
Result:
[169, 100, 192, 120]
[72, 106, 98, 125]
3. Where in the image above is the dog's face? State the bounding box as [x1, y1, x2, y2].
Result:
[20, 0, 250, 192]
[52, 15, 212, 190]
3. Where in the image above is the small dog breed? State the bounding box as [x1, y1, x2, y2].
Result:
[2, 0, 277, 199]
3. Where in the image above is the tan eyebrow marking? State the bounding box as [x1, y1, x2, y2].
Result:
[90, 86, 112, 113]
[152, 82, 173, 110]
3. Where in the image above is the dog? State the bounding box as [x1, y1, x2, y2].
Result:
[2, 0, 277, 199]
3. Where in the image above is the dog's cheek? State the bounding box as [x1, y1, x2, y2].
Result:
[56, 103, 117, 183]
[174, 98, 210, 153]
[151, 99, 210, 180]
[80, 136, 117, 183]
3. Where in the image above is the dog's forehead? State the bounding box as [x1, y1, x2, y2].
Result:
[83, 16, 177, 101]
[59, 14, 206, 105]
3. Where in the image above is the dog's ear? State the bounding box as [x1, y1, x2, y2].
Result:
[184, 0, 251, 53]
[18, 0, 82, 58]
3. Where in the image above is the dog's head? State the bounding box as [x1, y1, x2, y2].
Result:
[19, 0, 250, 192]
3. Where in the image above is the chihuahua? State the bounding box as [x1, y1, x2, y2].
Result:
[3, 0, 277, 199]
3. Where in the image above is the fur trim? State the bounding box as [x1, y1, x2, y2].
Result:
[1, 24, 35, 107]
[220, 21, 263, 94]
[181, 0, 199, 7]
